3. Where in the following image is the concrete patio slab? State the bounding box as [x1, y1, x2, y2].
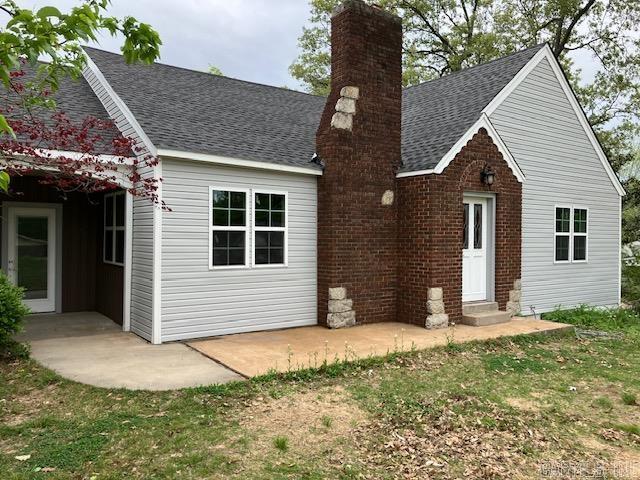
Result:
[188, 318, 573, 377]
[17, 312, 242, 390]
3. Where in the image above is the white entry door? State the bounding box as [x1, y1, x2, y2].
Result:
[6, 207, 57, 313]
[462, 197, 488, 302]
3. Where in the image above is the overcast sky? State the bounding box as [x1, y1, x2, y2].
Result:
[19, 0, 598, 91]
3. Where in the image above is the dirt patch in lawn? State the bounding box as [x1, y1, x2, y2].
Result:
[580, 436, 640, 478]
[1, 383, 59, 427]
[234, 386, 368, 473]
[505, 396, 542, 413]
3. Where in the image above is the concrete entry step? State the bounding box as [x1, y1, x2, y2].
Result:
[462, 301, 499, 315]
[461, 310, 511, 327]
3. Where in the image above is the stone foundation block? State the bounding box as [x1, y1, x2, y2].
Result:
[327, 311, 356, 329]
[514, 278, 522, 290]
[426, 313, 449, 329]
[506, 301, 520, 316]
[509, 290, 521, 302]
[329, 287, 347, 300]
[427, 287, 443, 301]
[426, 300, 445, 314]
[328, 299, 353, 313]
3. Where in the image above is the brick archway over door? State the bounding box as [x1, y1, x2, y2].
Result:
[397, 128, 522, 325]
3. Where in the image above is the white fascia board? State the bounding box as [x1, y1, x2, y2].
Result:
[482, 44, 625, 197]
[397, 114, 525, 183]
[157, 149, 323, 176]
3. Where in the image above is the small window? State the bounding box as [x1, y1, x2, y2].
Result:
[104, 191, 126, 266]
[211, 189, 248, 267]
[554, 206, 588, 263]
[254, 192, 287, 266]
[474, 204, 483, 249]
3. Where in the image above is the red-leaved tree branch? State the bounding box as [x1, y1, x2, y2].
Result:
[0, 69, 166, 209]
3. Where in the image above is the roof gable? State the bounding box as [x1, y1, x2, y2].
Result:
[400, 44, 544, 173]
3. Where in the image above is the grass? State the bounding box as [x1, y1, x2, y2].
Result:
[273, 436, 289, 452]
[1, 307, 640, 479]
[622, 392, 638, 406]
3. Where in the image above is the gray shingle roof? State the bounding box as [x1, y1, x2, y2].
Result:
[83, 44, 544, 173]
[84, 47, 326, 170]
[8, 65, 117, 154]
[401, 44, 544, 172]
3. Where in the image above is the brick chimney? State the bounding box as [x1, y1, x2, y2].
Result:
[316, 0, 402, 328]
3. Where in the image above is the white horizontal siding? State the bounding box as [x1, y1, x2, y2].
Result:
[160, 159, 317, 342]
[83, 65, 155, 340]
[490, 57, 620, 314]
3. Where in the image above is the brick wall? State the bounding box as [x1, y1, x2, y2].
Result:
[316, 1, 402, 325]
[397, 128, 522, 325]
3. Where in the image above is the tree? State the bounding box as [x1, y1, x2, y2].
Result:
[208, 65, 223, 76]
[1, 69, 163, 206]
[290, 0, 640, 135]
[0, 0, 162, 193]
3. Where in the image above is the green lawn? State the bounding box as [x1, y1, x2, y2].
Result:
[1, 310, 640, 479]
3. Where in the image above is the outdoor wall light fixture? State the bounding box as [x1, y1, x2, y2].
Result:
[481, 164, 496, 186]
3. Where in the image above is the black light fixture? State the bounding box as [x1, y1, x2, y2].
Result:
[481, 164, 496, 186]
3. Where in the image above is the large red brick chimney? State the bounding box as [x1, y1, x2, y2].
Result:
[316, 0, 402, 328]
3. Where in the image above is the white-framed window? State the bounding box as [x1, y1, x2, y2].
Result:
[104, 191, 125, 266]
[210, 187, 249, 269]
[253, 190, 288, 267]
[554, 206, 588, 263]
[208, 187, 288, 269]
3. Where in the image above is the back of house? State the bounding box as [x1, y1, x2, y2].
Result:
[0, 0, 622, 344]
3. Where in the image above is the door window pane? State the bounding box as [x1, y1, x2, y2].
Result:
[17, 216, 48, 299]
[473, 204, 483, 249]
[463, 203, 469, 249]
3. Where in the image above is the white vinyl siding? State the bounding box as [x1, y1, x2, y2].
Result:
[160, 159, 317, 342]
[489, 57, 620, 314]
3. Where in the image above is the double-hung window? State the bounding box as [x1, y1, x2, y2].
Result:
[209, 187, 288, 269]
[554, 206, 588, 263]
[253, 191, 287, 266]
[211, 188, 249, 268]
[104, 191, 125, 266]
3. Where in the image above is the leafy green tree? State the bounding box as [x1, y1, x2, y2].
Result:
[290, 0, 640, 133]
[0, 0, 162, 191]
[208, 65, 223, 76]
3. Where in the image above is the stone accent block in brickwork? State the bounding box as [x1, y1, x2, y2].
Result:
[327, 287, 356, 328]
[426, 314, 449, 329]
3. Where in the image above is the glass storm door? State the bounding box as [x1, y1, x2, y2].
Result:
[462, 197, 488, 302]
[7, 207, 56, 313]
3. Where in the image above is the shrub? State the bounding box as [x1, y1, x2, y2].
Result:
[622, 392, 638, 406]
[0, 270, 30, 357]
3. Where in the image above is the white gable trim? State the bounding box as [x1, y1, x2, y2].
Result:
[82, 52, 157, 157]
[397, 114, 525, 182]
[157, 149, 323, 176]
[482, 44, 625, 197]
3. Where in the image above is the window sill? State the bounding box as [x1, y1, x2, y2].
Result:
[209, 265, 250, 271]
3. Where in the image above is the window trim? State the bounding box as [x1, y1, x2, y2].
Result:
[251, 189, 288, 268]
[553, 205, 589, 264]
[209, 186, 250, 270]
[103, 191, 126, 267]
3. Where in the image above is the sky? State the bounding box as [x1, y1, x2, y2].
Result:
[19, 0, 313, 91]
[17, 0, 598, 91]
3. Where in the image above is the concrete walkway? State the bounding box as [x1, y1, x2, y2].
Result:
[17, 312, 242, 390]
[189, 318, 573, 377]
